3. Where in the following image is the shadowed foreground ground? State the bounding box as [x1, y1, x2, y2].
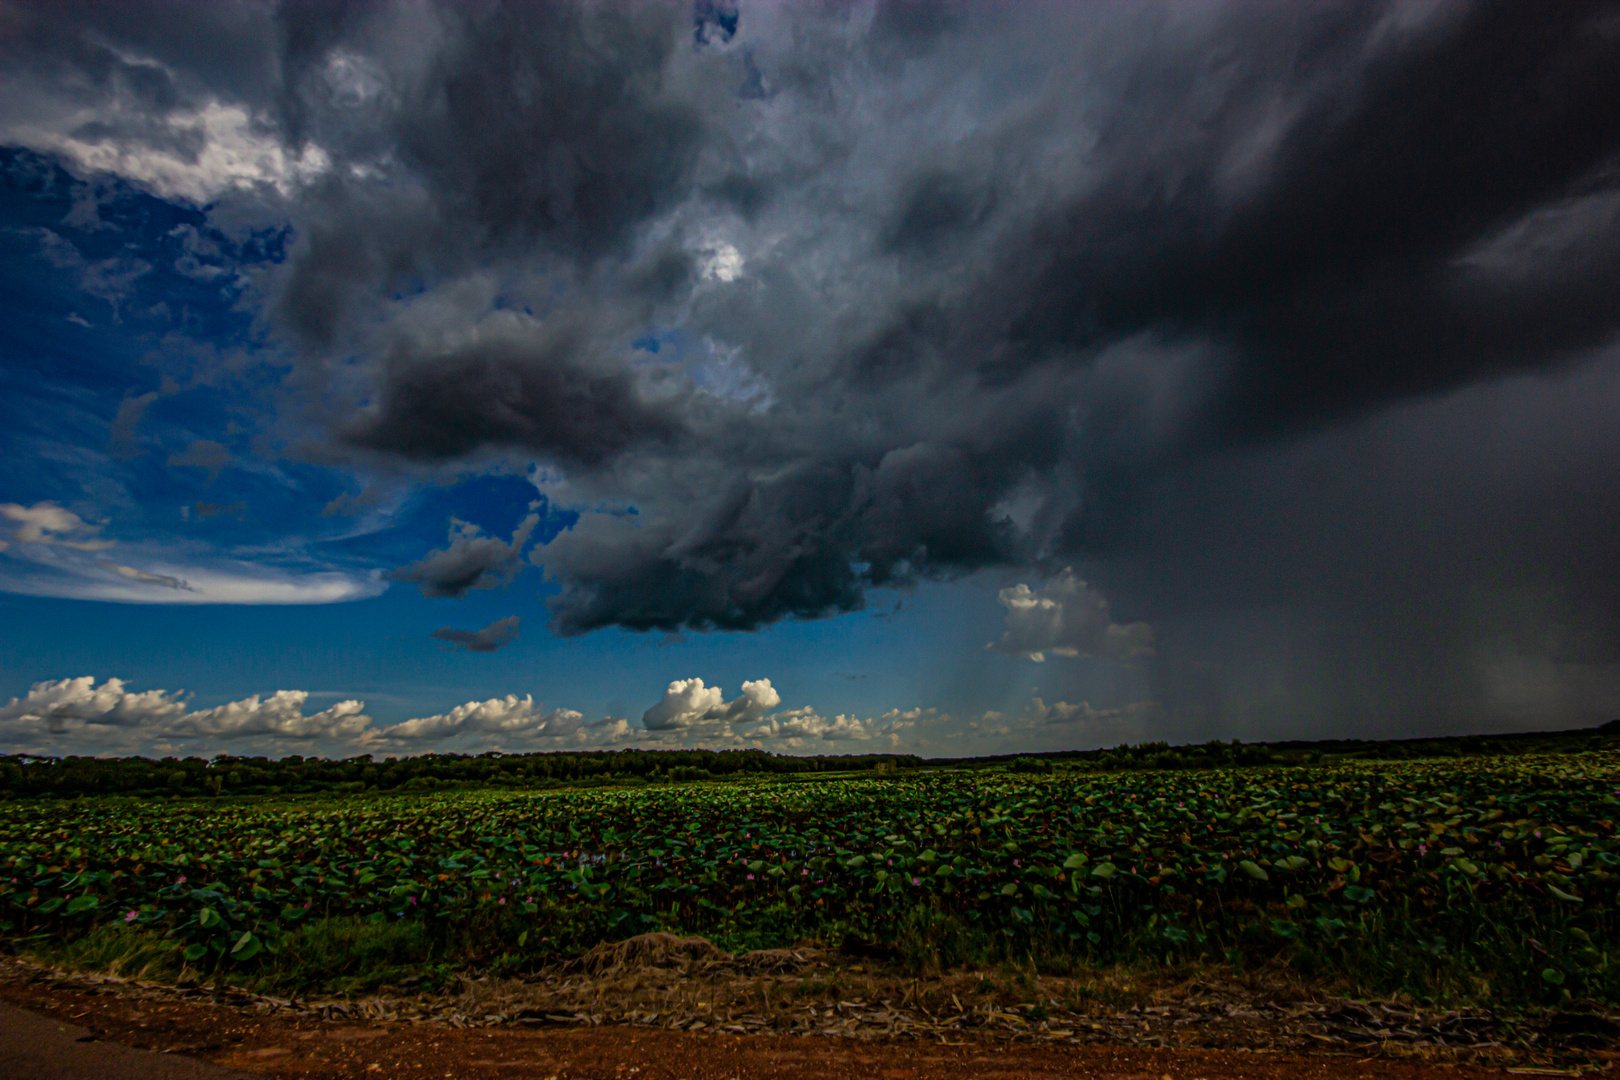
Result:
[0, 976, 1573, 1080]
[0, 1002, 252, 1080]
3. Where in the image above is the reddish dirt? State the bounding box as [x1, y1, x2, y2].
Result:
[0, 975, 1581, 1080]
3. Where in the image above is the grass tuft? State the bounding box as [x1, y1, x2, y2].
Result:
[28, 925, 181, 983]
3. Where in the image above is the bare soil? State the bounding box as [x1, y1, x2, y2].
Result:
[2, 938, 1615, 1080]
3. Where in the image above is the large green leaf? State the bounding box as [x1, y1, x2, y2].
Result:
[229, 931, 262, 961]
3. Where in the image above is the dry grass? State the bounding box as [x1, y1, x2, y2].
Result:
[7, 935, 1604, 1068]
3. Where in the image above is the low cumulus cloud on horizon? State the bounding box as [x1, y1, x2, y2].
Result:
[0, 673, 993, 757]
[0, 677, 371, 757]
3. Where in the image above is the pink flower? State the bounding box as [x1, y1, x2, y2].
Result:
[498, 897, 507, 905]
[176, 875, 187, 884]
[124, 910, 138, 923]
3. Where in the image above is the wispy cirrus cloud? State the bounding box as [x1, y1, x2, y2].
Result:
[0, 544, 383, 605]
[165, 439, 231, 484]
[98, 559, 192, 591]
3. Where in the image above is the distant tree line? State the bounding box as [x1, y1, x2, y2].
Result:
[993, 727, 1618, 775]
[1, 723, 1611, 800]
[0, 748, 924, 800]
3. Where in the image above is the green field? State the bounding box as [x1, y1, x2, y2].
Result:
[4, 752, 1619, 1009]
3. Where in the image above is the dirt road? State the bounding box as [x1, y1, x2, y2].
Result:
[0, 1001, 253, 1080]
[0, 976, 1559, 1080]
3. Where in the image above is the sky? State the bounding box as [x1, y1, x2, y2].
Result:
[1, 0, 1619, 761]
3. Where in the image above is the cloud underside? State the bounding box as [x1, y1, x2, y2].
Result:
[250, 1, 1619, 659]
[4, 3, 1620, 725]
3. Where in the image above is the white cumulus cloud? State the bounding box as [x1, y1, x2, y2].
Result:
[373, 695, 588, 745]
[163, 691, 371, 741]
[742, 705, 922, 744]
[641, 677, 780, 731]
[989, 569, 1154, 663]
[1, 672, 948, 757]
[0, 676, 189, 735]
[641, 677, 725, 730]
[0, 677, 371, 754]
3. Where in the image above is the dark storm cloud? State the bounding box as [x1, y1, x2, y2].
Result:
[317, 0, 1620, 643]
[400, 5, 701, 257]
[882, 172, 998, 256]
[535, 369, 1076, 634]
[0, 1, 274, 114]
[538, 459, 872, 635]
[833, 4, 1620, 438]
[268, 0, 711, 349]
[386, 510, 539, 599]
[431, 614, 520, 653]
[344, 336, 681, 468]
[692, 1, 739, 47]
[1089, 356, 1620, 736]
[9, 1, 1620, 729]
[987, 2, 1620, 450]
